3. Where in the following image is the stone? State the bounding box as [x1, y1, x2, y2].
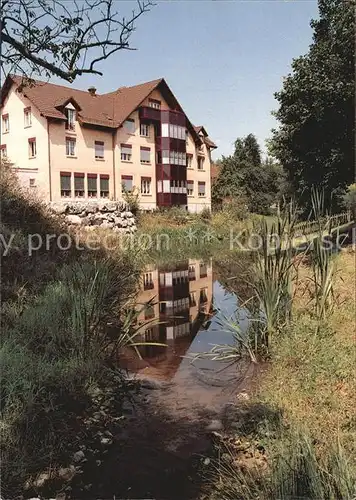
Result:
[33, 472, 50, 488]
[73, 450, 85, 463]
[101, 221, 114, 229]
[102, 201, 117, 212]
[68, 202, 86, 214]
[139, 378, 165, 390]
[85, 202, 99, 213]
[206, 419, 224, 432]
[100, 437, 113, 446]
[50, 202, 68, 214]
[66, 215, 82, 225]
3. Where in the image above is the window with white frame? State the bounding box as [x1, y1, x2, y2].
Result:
[65, 108, 76, 130]
[185, 129, 189, 145]
[94, 141, 104, 159]
[143, 272, 154, 290]
[100, 175, 109, 198]
[140, 147, 150, 164]
[187, 180, 194, 196]
[189, 292, 196, 307]
[198, 181, 206, 197]
[24, 107, 32, 127]
[87, 174, 97, 197]
[140, 122, 149, 137]
[148, 98, 161, 109]
[123, 119, 135, 134]
[121, 144, 132, 161]
[186, 154, 193, 168]
[198, 156, 205, 170]
[60, 172, 71, 197]
[74, 173, 85, 197]
[121, 175, 133, 193]
[66, 137, 76, 156]
[0, 144, 7, 159]
[2, 114, 9, 133]
[29, 178, 36, 188]
[141, 177, 151, 194]
[28, 137, 36, 158]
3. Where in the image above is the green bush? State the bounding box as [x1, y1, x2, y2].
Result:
[342, 183, 356, 219]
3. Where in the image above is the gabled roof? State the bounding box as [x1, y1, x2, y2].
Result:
[194, 125, 217, 149]
[1, 75, 215, 147]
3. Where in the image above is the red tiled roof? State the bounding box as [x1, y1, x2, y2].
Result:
[1, 75, 217, 149]
[3, 75, 163, 129]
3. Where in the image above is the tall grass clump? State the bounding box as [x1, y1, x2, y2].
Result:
[207, 429, 355, 500]
[0, 257, 144, 495]
[307, 188, 337, 325]
[250, 200, 299, 349]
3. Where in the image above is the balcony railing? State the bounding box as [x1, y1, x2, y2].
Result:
[139, 106, 161, 122]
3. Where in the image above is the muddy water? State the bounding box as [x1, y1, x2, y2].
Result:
[123, 258, 255, 415]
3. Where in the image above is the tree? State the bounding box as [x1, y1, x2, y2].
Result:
[270, 0, 355, 211]
[213, 134, 285, 214]
[0, 0, 154, 82]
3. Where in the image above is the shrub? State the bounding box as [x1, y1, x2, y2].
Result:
[122, 185, 140, 216]
[342, 183, 356, 219]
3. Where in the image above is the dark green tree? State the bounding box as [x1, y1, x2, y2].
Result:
[270, 0, 355, 211]
[213, 134, 285, 214]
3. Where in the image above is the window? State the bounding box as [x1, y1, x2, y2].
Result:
[186, 154, 193, 169]
[121, 175, 133, 193]
[199, 287, 208, 304]
[0, 144, 7, 159]
[198, 181, 206, 197]
[140, 122, 149, 137]
[74, 173, 84, 197]
[188, 264, 196, 281]
[140, 147, 150, 164]
[28, 137, 36, 158]
[198, 157, 205, 170]
[66, 137, 76, 156]
[148, 98, 161, 109]
[186, 130, 189, 145]
[29, 178, 36, 188]
[189, 292, 196, 307]
[141, 177, 151, 195]
[60, 172, 71, 197]
[144, 305, 155, 320]
[121, 144, 132, 162]
[187, 181, 194, 196]
[95, 141, 104, 159]
[65, 108, 76, 131]
[199, 262, 208, 278]
[100, 174, 109, 198]
[2, 114, 9, 133]
[123, 119, 135, 134]
[87, 174, 97, 197]
[24, 107, 32, 127]
[143, 272, 154, 290]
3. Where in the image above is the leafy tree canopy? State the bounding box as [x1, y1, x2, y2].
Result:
[213, 134, 286, 214]
[269, 0, 355, 211]
[0, 0, 154, 82]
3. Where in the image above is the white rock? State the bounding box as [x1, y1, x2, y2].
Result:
[73, 450, 85, 463]
[206, 419, 224, 432]
[66, 214, 82, 225]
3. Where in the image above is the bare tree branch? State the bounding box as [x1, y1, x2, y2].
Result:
[0, 0, 155, 83]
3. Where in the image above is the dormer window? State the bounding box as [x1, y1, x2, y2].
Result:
[65, 108, 76, 131]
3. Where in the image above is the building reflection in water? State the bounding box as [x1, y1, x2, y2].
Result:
[126, 259, 213, 379]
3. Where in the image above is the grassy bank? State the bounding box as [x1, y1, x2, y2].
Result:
[204, 248, 356, 499]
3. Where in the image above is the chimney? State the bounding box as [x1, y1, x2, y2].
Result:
[88, 86, 97, 96]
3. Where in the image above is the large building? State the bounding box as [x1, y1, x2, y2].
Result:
[0, 75, 216, 212]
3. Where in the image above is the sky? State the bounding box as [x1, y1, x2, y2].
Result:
[52, 0, 319, 159]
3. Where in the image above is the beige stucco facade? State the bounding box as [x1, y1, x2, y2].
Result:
[1, 81, 215, 212]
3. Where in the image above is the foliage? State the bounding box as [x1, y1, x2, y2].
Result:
[1, 0, 154, 81]
[270, 0, 355, 211]
[122, 185, 141, 216]
[342, 183, 356, 218]
[213, 134, 285, 214]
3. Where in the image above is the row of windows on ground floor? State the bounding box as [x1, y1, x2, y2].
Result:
[59, 172, 207, 198]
